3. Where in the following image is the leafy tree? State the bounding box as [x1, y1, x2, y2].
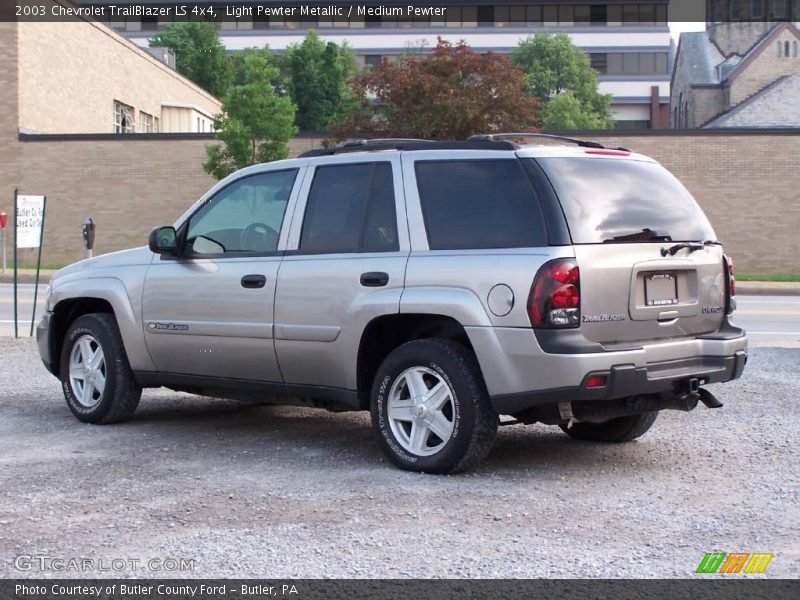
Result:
[541, 92, 612, 130]
[332, 39, 537, 140]
[203, 53, 298, 180]
[150, 22, 231, 97]
[280, 31, 357, 131]
[512, 33, 613, 130]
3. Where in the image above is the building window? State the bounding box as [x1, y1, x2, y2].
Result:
[604, 52, 669, 75]
[141, 16, 158, 31]
[590, 53, 608, 73]
[794, 41, 799, 57]
[139, 111, 156, 133]
[786, 41, 792, 57]
[752, 0, 765, 17]
[113, 101, 134, 134]
[364, 55, 383, 69]
[731, 0, 740, 18]
[774, 0, 786, 18]
[778, 41, 783, 57]
[154, 117, 159, 133]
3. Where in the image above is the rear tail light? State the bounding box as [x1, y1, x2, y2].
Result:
[723, 254, 736, 314]
[528, 259, 580, 328]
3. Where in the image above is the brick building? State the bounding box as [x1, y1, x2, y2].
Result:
[671, 10, 800, 128]
[14, 0, 220, 135]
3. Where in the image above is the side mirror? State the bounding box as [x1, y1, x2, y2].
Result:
[149, 226, 178, 255]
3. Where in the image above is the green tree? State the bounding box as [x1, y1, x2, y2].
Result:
[512, 33, 613, 130]
[150, 22, 231, 97]
[281, 31, 357, 131]
[203, 53, 298, 180]
[540, 92, 612, 130]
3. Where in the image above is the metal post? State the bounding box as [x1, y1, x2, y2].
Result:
[30, 197, 47, 337]
[13, 190, 18, 339]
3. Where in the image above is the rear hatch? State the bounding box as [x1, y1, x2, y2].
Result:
[536, 155, 727, 344]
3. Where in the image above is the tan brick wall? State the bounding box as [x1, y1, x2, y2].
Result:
[692, 87, 726, 128]
[17, 1, 221, 134]
[10, 132, 798, 275]
[729, 32, 800, 105]
[0, 23, 20, 219]
[709, 22, 773, 56]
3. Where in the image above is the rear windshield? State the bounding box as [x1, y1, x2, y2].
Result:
[537, 158, 716, 244]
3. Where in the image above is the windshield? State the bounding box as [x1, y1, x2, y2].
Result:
[536, 157, 716, 244]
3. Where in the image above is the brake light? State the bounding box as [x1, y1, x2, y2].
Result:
[584, 148, 630, 156]
[528, 259, 580, 328]
[723, 254, 736, 314]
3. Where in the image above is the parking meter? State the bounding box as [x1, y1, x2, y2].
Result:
[82, 217, 95, 258]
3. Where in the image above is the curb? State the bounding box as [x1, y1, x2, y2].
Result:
[0, 274, 53, 285]
[736, 282, 800, 297]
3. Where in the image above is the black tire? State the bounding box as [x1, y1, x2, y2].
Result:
[559, 411, 658, 443]
[59, 313, 142, 424]
[371, 339, 498, 474]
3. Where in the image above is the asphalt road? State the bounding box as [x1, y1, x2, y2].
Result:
[1, 282, 798, 345]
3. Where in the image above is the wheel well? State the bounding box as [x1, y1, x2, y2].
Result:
[51, 298, 115, 377]
[356, 314, 475, 409]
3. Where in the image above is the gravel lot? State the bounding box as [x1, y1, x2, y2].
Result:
[0, 338, 797, 578]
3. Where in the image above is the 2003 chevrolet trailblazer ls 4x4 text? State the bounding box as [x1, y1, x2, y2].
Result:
[36, 134, 747, 473]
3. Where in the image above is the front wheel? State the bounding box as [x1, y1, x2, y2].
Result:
[60, 313, 142, 424]
[371, 339, 498, 474]
[559, 411, 658, 443]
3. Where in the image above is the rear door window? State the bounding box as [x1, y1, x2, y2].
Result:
[299, 162, 399, 254]
[414, 159, 548, 250]
[536, 157, 715, 244]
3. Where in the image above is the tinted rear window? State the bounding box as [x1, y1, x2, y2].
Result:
[415, 160, 547, 250]
[538, 158, 715, 244]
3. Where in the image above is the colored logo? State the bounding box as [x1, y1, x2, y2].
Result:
[696, 552, 774, 574]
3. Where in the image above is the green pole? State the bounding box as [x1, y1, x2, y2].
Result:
[30, 196, 46, 337]
[13, 189, 18, 339]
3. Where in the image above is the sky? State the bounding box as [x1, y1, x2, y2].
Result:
[669, 21, 706, 43]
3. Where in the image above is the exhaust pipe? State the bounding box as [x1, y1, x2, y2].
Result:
[698, 387, 723, 409]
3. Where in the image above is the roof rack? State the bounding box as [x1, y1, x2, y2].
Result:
[468, 132, 607, 149]
[298, 138, 517, 158]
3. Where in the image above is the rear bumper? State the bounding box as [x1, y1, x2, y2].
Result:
[465, 319, 748, 415]
[490, 350, 747, 415]
[36, 311, 56, 375]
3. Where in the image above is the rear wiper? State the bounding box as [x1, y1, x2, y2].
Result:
[661, 240, 723, 257]
[606, 228, 672, 243]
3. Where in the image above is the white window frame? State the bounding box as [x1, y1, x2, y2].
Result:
[113, 101, 134, 134]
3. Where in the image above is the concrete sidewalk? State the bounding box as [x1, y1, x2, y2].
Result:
[2, 268, 799, 296]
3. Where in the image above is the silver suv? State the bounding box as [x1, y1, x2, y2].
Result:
[36, 135, 747, 473]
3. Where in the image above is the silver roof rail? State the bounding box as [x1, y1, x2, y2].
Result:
[468, 132, 607, 149]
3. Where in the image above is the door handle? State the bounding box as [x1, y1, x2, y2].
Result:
[360, 272, 389, 287]
[241, 274, 267, 289]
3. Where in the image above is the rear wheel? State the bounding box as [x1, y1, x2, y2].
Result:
[60, 313, 141, 424]
[371, 339, 498, 474]
[559, 412, 658, 443]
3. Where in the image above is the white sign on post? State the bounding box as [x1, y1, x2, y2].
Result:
[16, 195, 45, 248]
